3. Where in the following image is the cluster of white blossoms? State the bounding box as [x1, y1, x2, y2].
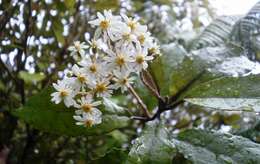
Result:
[51, 10, 161, 127]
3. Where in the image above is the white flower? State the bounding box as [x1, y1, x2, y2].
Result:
[73, 112, 102, 127]
[131, 46, 154, 71]
[51, 79, 76, 107]
[115, 26, 137, 50]
[113, 70, 134, 93]
[121, 14, 140, 32]
[74, 94, 102, 115]
[79, 57, 108, 78]
[88, 10, 126, 41]
[87, 39, 105, 54]
[104, 48, 132, 72]
[148, 42, 161, 56]
[68, 41, 89, 57]
[71, 65, 89, 89]
[89, 79, 114, 98]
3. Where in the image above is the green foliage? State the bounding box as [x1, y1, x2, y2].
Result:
[13, 87, 130, 136]
[128, 122, 260, 164]
[18, 71, 46, 84]
[176, 129, 260, 164]
[127, 121, 176, 164]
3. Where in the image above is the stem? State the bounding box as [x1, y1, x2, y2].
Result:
[127, 84, 151, 118]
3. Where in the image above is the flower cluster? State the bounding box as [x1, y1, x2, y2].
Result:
[51, 10, 161, 127]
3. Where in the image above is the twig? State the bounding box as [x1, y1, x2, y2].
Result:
[127, 84, 151, 118]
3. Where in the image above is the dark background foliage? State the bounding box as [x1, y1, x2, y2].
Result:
[1, 0, 259, 163]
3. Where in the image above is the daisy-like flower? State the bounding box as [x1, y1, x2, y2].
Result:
[71, 65, 89, 89]
[148, 42, 161, 56]
[131, 46, 154, 71]
[113, 70, 134, 93]
[121, 14, 140, 32]
[87, 39, 105, 54]
[115, 26, 137, 50]
[51, 79, 76, 107]
[68, 41, 89, 57]
[74, 94, 102, 115]
[88, 10, 126, 41]
[79, 57, 108, 78]
[73, 112, 102, 127]
[104, 48, 132, 71]
[89, 79, 114, 98]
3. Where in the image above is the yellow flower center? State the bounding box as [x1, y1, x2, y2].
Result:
[85, 119, 94, 127]
[96, 83, 107, 93]
[128, 21, 136, 30]
[100, 20, 109, 29]
[138, 35, 145, 44]
[81, 104, 92, 113]
[115, 55, 125, 66]
[74, 42, 81, 51]
[123, 33, 131, 41]
[89, 64, 97, 73]
[136, 55, 144, 64]
[149, 47, 156, 54]
[60, 90, 68, 97]
[77, 75, 86, 83]
[120, 78, 128, 85]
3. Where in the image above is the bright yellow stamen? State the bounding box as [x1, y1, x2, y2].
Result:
[77, 75, 86, 83]
[89, 64, 97, 73]
[138, 35, 145, 44]
[120, 78, 128, 85]
[96, 83, 107, 93]
[100, 20, 109, 29]
[123, 33, 131, 41]
[136, 55, 144, 64]
[128, 21, 136, 30]
[115, 56, 125, 66]
[85, 119, 94, 127]
[60, 90, 68, 97]
[81, 104, 92, 113]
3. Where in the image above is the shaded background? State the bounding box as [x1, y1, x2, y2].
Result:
[0, 0, 259, 163]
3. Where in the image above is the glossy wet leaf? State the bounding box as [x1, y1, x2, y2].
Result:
[13, 87, 130, 136]
[182, 75, 260, 98]
[185, 98, 260, 112]
[126, 121, 176, 164]
[175, 129, 260, 164]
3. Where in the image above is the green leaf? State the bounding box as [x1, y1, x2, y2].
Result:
[183, 75, 260, 98]
[52, 19, 65, 45]
[102, 97, 128, 115]
[235, 120, 260, 143]
[185, 98, 260, 112]
[126, 121, 176, 164]
[64, 0, 75, 10]
[13, 87, 130, 136]
[175, 129, 260, 164]
[191, 16, 240, 49]
[89, 0, 119, 11]
[150, 43, 187, 96]
[18, 71, 46, 84]
[230, 1, 260, 61]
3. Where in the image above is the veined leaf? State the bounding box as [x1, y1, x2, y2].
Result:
[126, 121, 176, 164]
[185, 98, 260, 112]
[13, 87, 130, 136]
[127, 122, 260, 164]
[192, 16, 240, 49]
[175, 129, 260, 164]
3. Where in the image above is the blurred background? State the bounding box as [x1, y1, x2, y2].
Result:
[0, 0, 259, 163]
